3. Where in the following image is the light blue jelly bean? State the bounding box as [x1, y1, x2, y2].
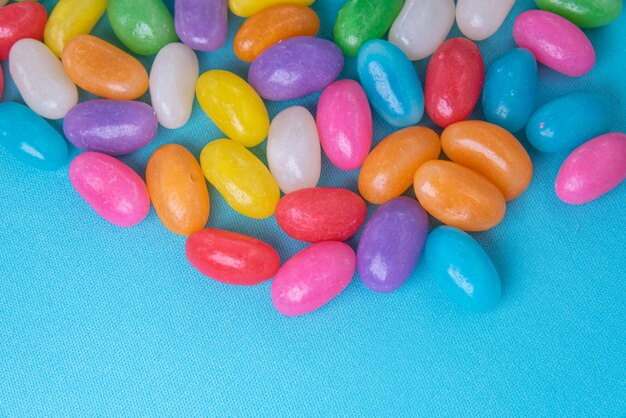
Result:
[482, 48, 537, 133]
[425, 226, 501, 312]
[526, 92, 614, 153]
[357, 39, 424, 128]
[0, 102, 68, 170]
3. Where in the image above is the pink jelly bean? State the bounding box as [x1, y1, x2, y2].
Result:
[69, 152, 150, 227]
[271, 241, 356, 316]
[513, 10, 595, 77]
[555, 133, 626, 205]
[316, 79, 372, 170]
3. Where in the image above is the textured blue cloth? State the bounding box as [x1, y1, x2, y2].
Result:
[1, 1, 625, 416]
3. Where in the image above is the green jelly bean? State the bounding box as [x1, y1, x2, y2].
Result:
[107, 0, 178, 56]
[334, 0, 404, 57]
[535, 0, 623, 28]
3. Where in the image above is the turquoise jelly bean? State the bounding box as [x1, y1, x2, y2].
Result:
[482, 48, 537, 133]
[357, 39, 424, 128]
[0, 102, 68, 170]
[425, 226, 501, 312]
[526, 92, 614, 153]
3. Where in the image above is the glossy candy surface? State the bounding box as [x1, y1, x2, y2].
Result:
[425, 38, 484, 128]
[44, 0, 107, 57]
[316, 79, 372, 170]
[69, 152, 150, 227]
[248, 36, 343, 101]
[425, 226, 501, 312]
[555, 133, 626, 204]
[229, 0, 314, 17]
[414, 160, 506, 232]
[186, 228, 280, 285]
[64, 100, 158, 156]
[358, 127, 440, 204]
[271, 241, 355, 316]
[357, 40, 424, 128]
[526, 92, 614, 153]
[175, 0, 228, 52]
[200, 139, 279, 219]
[234, 4, 319, 62]
[196, 70, 269, 147]
[357, 197, 429, 294]
[147, 144, 210, 235]
[267, 106, 321, 193]
[535, 0, 623, 28]
[456, 0, 515, 41]
[513, 10, 595, 76]
[0, 2, 47, 60]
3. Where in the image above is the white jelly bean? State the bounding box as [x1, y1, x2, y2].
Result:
[456, 0, 516, 41]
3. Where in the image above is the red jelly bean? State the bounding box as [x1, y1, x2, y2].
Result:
[185, 228, 280, 286]
[425, 38, 484, 128]
[0, 2, 48, 60]
[275, 187, 367, 243]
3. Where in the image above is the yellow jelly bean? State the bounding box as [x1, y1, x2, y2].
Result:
[44, 0, 107, 57]
[229, 0, 315, 18]
[196, 70, 269, 148]
[200, 139, 279, 219]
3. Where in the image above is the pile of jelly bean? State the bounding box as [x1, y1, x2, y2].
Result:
[0, 0, 624, 316]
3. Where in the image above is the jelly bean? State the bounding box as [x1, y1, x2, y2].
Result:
[229, 0, 314, 17]
[186, 228, 280, 285]
[62, 35, 149, 100]
[63, 100, 158, 156]
[43, 0, 107, 57]
[275, 187, 366, 243]
[0, 2, 47, 60]
[425, 226, 501, 312]
[200, 139, 279, 219]
[414, 161, 506, 232]
[526, 92, 614, 153]
[196, 70, 269, 147]
[175, 0, 227, 52]
[107, 0, 178, 56]
[388, 0, 455, 61]
[358, 127, 440, 205]
[234, 4, 319, 62]
[316, 79, 372, 170]
[9, 39, 77, 120]
[333, 0, 403, 57]
[0, 102, 67, 170]
[442, 121, 533, 201]
[357, 197, 429, 294]
[267, 106, 321, 193]
[0, 66, 3, 99]
[425, 38, 484, 128]
[271, 241, 355, 316]
[513, 10, 595, 77]
[248, 36, 343, 101]
[456, 0, 515, 41]
[535, 0, 622, 28]
[555, 133, 626, 204]
[357, 40, 424, 128]
[69, 152, 150, 228]
[146, 144, 210, 235]
[482, 48, 538, 133]
[150, 43, 199, 129]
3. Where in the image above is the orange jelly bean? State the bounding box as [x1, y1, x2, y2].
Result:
[62, 35, 149, 100]
[234, 4, 319, 62]
[358, 126, 440, 204]
[441, 121, 533, 200]
[146, 144, 210, 236]
[414, 160, 506, 232]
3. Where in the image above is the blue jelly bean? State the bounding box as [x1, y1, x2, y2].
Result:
[357, 39, 424, 128]
[482, 48, 537, 133]
[526, 92, 614, 153]
[0, 102, 67, 170]
[424, 226, 501, 312]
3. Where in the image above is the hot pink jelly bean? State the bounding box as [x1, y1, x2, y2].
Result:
[555, 133, 626, 204]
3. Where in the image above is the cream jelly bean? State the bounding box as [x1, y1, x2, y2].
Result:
[456, 0, 516, 41]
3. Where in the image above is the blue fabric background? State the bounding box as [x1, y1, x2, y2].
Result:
[1, 0, 624, 416]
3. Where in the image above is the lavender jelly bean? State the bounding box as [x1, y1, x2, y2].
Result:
[175, 0, 228, 51]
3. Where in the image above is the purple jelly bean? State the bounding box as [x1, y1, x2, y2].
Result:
[63, 100, 158, 156]
[174, 0, 228, 52]
[248, 36, 344, 101]
[357, 197, 429, 293]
